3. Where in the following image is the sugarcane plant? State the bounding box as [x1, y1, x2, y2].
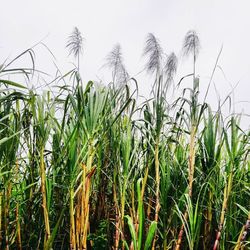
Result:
[0, 28, 249, 250]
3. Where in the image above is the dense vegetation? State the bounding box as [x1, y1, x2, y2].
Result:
[0, 29, 249, 249]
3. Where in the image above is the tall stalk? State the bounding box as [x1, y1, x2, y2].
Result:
[143, 32, 178, 249]
[175, 30, 201, 250]
[234, 211, 250, 249]
[213, 117, 248, 250]
[40, 147, 51, 245]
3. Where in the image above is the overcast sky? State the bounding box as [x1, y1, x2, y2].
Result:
[1, 0, 250, 126]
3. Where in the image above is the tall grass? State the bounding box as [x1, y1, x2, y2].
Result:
[0, 30, 249, 250]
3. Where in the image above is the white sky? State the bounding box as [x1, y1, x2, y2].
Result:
[1, 0, 250, 126]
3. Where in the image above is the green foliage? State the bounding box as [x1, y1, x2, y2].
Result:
[0, 30, 249, 250]
[88, 220, 109, 250]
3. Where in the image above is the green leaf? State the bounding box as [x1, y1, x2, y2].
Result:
[0, 79, 27, 89]
[0, 131, 20, 145]
[137, 178, 144, 250]
[236, 203, 249, 216]
[125, 215, 137, 249]
[144, 221, 157, 250]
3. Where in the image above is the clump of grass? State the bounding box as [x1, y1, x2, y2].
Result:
[0, 29, 249, 250]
